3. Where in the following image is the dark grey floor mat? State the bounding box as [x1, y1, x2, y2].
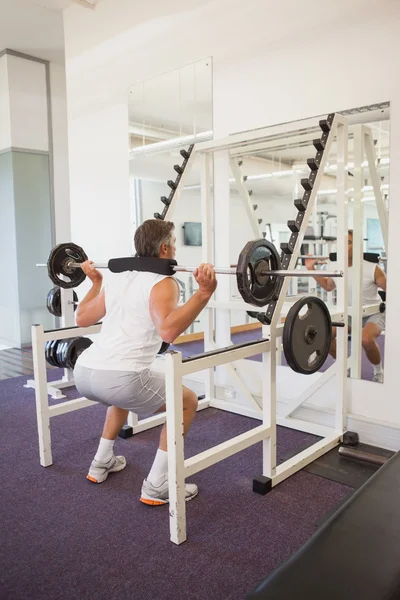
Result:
[304, 442, 394, 488]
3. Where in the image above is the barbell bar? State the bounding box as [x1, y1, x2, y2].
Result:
[37, 260, 342, 279]
[39, 239, 343, 307]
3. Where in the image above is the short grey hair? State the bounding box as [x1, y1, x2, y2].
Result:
[134, 219, 175, 257]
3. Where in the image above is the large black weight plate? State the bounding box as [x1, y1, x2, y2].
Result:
[236, 239, 281, 307]
[47, 243, 88, 289]
[46, 287, 78, 317]
[65, 337, 93, 370]
[283, 296, 332, 375]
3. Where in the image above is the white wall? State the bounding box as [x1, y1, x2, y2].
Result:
[63, 0, 400, 425]
[0, 55, 11, 150]
[50, 62, 72, 243]
[7, 55, 48, 151]
[68, 103, 129, 261]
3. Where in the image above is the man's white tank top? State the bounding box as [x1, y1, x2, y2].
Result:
[76, 271, 171, 372]
[330, 260, 380, 306]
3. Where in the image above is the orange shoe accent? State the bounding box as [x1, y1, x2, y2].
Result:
[140, 497, 166, 506]
[86, 475, 99, 483]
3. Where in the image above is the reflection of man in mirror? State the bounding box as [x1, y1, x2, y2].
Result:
[305, 230, 387, 383]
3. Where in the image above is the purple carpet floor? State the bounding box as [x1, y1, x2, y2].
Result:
[174, 330, 385, 382]
[0, 370, 352, 600]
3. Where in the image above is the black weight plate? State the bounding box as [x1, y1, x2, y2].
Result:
[283, 296, 332, 375]
[56, 339, 69, 368]
[45, 341, 53, 366]
[47, 287, 62, 317]
[158, 342, 170, 354]
[47, 243, 88, 289]
[49, 339, 61, 367]
[46, 287, 78, 317]
[236, 239, 281, 307]
[65, 337, 93, 370]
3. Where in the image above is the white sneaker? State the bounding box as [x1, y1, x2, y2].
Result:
[140, 476, 198, 506]
[372, 372, 384, 383]
[86, 455, 126, 483]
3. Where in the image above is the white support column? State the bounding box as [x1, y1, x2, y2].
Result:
[334, 120, 349, 433]
[350, 125, 364, 379]
[364, 128, 389, 252]
[291, 167, 300, 297]
[166, 351, 187, 545]
[262, 324, 276, 479]
[213, 150, 232, 385]
[60, 287, 75, 383]
[31, 325, 53, 467]
[201, 153, 215, 398]
[229, 158, 262, 238]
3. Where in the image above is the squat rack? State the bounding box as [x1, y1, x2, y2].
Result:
[32, 113, 351, 545]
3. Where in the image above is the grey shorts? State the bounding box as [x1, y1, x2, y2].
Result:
[346, 312, 386, 332]
[74, 364, 166, 418]
[362, 312, 386, 331]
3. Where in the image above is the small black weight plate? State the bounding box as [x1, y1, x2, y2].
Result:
[46, 287, 62, 317]
[65, 337, 93, 370]
[56, 339, 69, 368]
[47, 243, 88, 289]
[236, 239, 281, 307]
[158, 342, 170, 354]
[283, 296, 332, 375]
[46, 287, 79, 317]
[49, 339, 61, 367]
[45, 341, 53, 366]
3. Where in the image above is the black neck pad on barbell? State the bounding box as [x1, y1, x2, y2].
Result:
[108, 257, 177, 276]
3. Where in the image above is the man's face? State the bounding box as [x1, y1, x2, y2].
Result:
[159, 234, 176, 260]
[348, 235, 353, 261]
[164, 235, 176, 259]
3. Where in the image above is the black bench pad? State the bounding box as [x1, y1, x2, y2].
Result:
[247, 451, 400, 600]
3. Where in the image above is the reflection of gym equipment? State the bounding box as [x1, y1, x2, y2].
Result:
[154, 145, 195, 220]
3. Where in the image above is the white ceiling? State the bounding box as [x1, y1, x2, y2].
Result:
[25, 0, 73, 10]
[0, 0, 66, 62]
[24, 0, 98, 10]
[0, 0, 98, 63]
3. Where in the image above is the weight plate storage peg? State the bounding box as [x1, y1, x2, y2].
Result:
[282, 296, 332, 375]
[236, 239, 282, 307]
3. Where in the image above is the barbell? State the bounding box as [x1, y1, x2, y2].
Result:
[38, 239, 343, 307]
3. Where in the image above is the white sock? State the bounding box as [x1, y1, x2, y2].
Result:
[373, 362, 383, 374]
[94, 438, 115, 463]
[147, 449, 168, 485]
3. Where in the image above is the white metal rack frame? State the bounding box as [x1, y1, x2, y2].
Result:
[30, 113, 353, 546]
[25, 287, 77, 399]
[160, 114, 349, 544]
